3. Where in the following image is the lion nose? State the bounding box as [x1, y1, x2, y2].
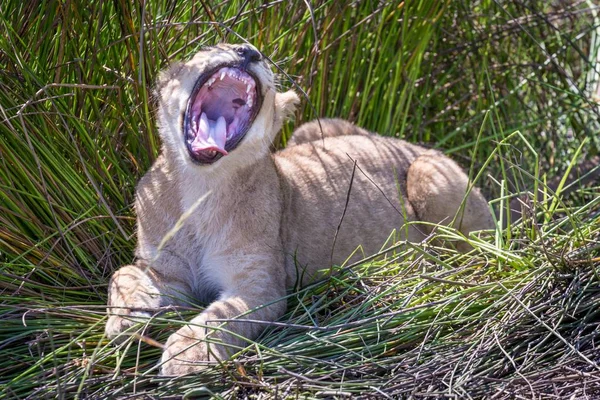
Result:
[236, 45, 261, 69]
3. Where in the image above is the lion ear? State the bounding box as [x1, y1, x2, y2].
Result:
[274, 90, 300, 130]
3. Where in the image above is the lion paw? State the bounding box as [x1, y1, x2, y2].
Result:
[105, 310, 151, 342]
[159, 325, 217, 376]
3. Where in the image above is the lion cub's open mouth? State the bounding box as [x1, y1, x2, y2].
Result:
[184, 66, 262, 164]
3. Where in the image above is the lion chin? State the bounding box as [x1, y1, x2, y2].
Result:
[104, 43, 494, 376]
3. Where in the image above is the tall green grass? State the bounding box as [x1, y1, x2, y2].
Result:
[0, 0, 599, 398]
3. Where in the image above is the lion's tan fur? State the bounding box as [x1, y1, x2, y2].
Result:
[106, 44, 494, 376]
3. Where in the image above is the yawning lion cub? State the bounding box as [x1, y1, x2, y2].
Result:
[105, 44, 494, 376]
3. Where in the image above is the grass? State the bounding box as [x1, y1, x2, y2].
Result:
[1, 0, 599, 398]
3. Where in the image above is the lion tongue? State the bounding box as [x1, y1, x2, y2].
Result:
[190, 113, 229, 155]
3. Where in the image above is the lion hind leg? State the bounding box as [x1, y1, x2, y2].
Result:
[406, 150, 494, 251]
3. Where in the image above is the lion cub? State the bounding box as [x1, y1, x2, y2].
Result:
[105, 44, 494, 376]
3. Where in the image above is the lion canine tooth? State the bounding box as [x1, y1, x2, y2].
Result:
[220, 70, 226, 80]
[216, 116, 226, 136]
[207, 77, 215, 87]
[246, 84, 252, 93]
[199, 112, 209, 136]
[247, 96, 253, 108]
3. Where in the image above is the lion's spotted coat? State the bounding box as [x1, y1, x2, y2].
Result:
[106, 44, 493, 376]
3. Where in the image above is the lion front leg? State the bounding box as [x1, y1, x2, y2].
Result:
[160, 281, 286, 376]
[105, 262, 190, 341]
